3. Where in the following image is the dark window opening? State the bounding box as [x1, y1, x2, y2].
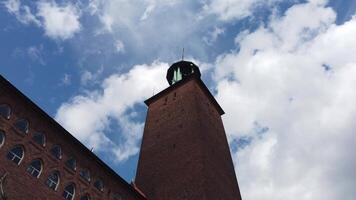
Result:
[50, 145, 62, 159]
[26, 159, 42, 178]
[46, 171, 60, 191]
[14, 118, 29, 134]
[79, 169, 90, 182]
[65, 157, 77, 171]
[80, 194, 90, 200]
[6, 146, 24, 165]
[164, 97, 168, 105]
[32, 132, 46, 147]
[0, 130, 5, 148]
[94, 179, 104, 191]
[113, 193, 122, 200]
[62, 184, 75, 200]
[0, 104, 11, 119]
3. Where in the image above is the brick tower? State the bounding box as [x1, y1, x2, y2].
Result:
[135, 61, 242, 200]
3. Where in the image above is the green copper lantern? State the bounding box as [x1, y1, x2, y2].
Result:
[166, 61, 201, 85]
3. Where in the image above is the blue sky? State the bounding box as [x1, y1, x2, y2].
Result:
[1, 0, 356, 199]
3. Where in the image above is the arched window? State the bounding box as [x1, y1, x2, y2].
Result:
[79, 169, 90, 182]
[80, 193, 90, 200]
[65, 157, 76, 171]
[0, 130, 5, 148]
[62, 183, 75, 200]
[46, 171, 60, 191]
[14, 118, 29, 134]
[94, 179, 104, 191]
[6, 145, 24, 165]
[32, 132, 46, 147]
[113, 193, 122, 200]
[26, 159, 43, 178]
[50, 145, 62, 159]
[0, 104, 11, 119]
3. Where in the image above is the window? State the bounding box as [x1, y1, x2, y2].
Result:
[80, 193, 90, 200]
[0, 104, 11, 119]
[94, 179, 104, 191]
[79, 169, 90, 182]
[113, 193, 122, 200]
[14, 118, 29, 134]
[62, 184, 75, 200]
[65, 157, 76, 171]
[50, 145, 62, 159]
[6, 146, 24, 165]
[0, 130, 4, 148]
[26, 159, 43, 178]
[46, 171, 60, 191]
[32, 132, 46, 147]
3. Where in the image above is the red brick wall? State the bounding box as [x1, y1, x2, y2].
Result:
[135, 77, 242, 200]
[0, 77, 145, 200]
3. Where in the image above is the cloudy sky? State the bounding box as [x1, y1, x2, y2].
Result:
[1, 0, 356, 199]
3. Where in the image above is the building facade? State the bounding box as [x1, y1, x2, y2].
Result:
[0, 76, 146, 200]
[0, 60, 241, 200]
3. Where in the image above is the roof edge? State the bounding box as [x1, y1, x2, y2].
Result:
[145, 74, 225, 115]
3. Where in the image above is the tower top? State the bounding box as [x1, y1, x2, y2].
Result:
[166, 60, 201, 85]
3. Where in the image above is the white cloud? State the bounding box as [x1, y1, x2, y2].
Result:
[80, 66, 104, 86]
[27, 45, 45, 65]
[4, 0, 40, 26]
[37, 1, 81, 40]
[80, 71, 94, 85]
[4, 0, 81, 40]
[88, 0, 101, 15]
[203, 26, 225, 45]
[213, 2, 356, 200]
[61, 74, 72, 86]
[202, 0, 281, 21]
[88, 1, 208, 59]
[140, 4, 155, 21]
[56, 61, 168, 162]
[115, 40, 125, 54]
[99, 13, 114, 32]
[4, 0, 20, 14]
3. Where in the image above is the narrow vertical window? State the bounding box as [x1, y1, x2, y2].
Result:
[26, 159, 43, 178]
[80, 193, 90, 200]
[0, 104, 11, 119]
[94, 179, 104, 191]
[164, 96, 168, 105]
[46, 171, 60, 191]
[14, 118, 29, 134]
[79, 169, 90, 182]
[32, 132, 46, 147]
[6, 145, 24, 165]
[0, 130, 4, 148]
[62, 184, 75, 200]
[65, 157, 76, 171]
[50, 145, 62, 159]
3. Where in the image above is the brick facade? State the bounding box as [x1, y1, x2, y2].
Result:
[0, 76, 146, 200]
[135, 75, 242, 200]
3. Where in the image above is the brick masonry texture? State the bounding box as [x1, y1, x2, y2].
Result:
[135, 76, 242, 200]
[0, 76, 146, 200]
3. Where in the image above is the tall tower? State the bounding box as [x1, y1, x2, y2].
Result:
[135, 61, 242, 200]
